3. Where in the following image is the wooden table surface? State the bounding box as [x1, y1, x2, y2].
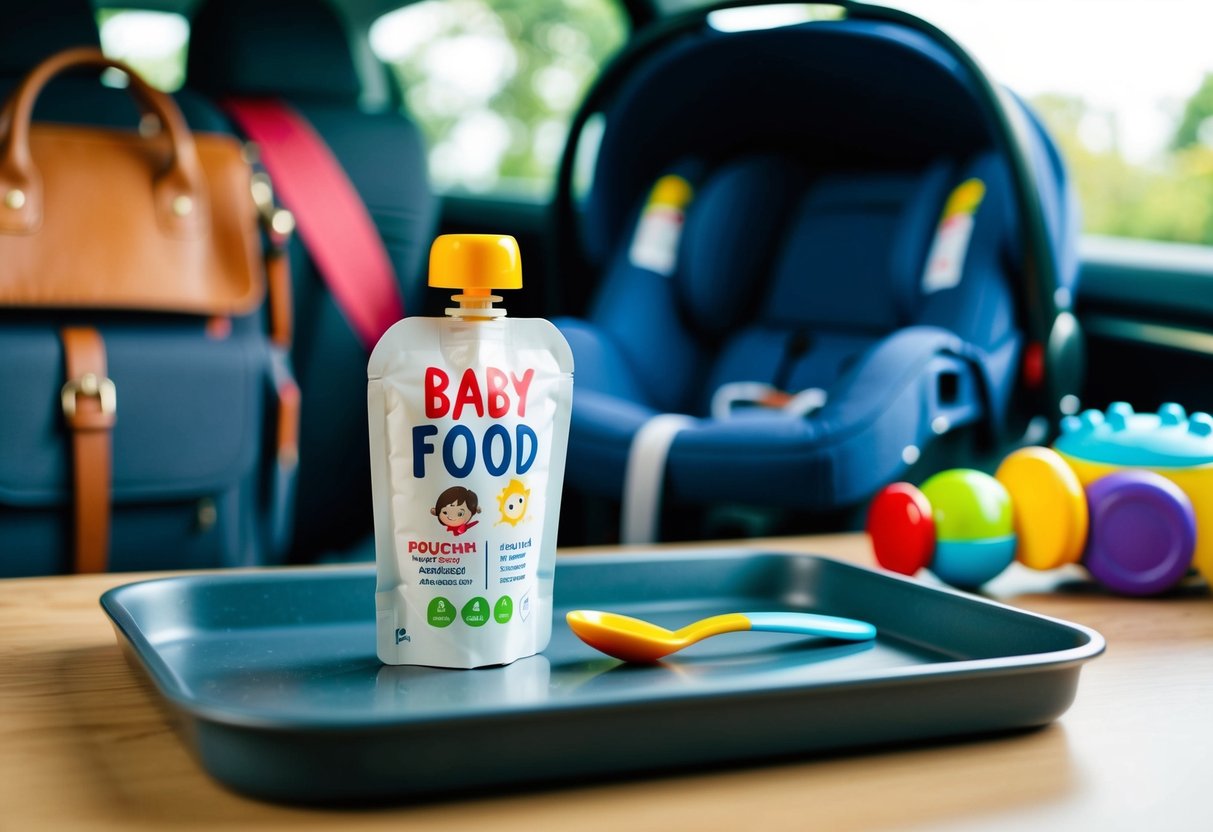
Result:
[1, 534, 1210, 831]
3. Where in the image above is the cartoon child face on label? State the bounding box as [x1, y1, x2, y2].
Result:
[431, 486, 481, 536]
[496, 478, 530, 526]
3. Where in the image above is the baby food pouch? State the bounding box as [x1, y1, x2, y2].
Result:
[368, 235, 573, 668]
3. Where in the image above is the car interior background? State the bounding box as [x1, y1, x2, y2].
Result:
[2, 0, 1213, 575]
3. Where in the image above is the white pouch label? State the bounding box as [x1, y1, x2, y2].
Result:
[922, 178, 986, 294]
[368, 317, 573, 668]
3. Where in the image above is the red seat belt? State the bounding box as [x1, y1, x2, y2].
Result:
[223, 98, 404, 351]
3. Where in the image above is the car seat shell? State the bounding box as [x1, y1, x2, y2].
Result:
[553, 15, 1079, 540]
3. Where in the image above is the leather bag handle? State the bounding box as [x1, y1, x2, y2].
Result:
[0, 46, 205, 236]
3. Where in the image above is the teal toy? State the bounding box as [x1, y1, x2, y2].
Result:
[920, 470, 1016, 588]
[871, 403, 1212, 596]
[1055, 402, 1213, 588]
[867, 470, 1015, 589]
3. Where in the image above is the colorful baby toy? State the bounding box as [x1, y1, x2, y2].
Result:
[868, 402, 1213, 596]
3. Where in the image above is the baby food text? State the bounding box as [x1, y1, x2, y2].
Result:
[412, 366, 540, 479]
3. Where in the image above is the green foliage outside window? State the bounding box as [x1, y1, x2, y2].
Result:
[1032, 78, 1213, 247]
[96, 4, 1213, 249]
[372, 0, 628, 197]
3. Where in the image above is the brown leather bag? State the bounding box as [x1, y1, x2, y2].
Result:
[0, 48, 296, 575]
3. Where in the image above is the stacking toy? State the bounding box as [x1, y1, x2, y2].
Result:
[1082, 470, 1196, 596]
[922, 470, 1016, 587]
[995, 446, 1087, 571]
[869, 401, 1213, 596]
[865, 482, 934, 575]
[1056, 402, 1213, 587]
[868, 470, 1014, 589]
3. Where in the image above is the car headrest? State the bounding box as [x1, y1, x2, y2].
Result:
[676, 156, 805, 337]
[761, 163, 953, 332]
[0, 0, 100, 78]
[187, 0, 361, 104]
[583, 21, 991, 270]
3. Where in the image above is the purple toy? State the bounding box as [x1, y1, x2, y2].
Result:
[1083, 471, 1196, 596]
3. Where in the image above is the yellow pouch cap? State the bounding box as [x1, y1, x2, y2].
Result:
[429, 234, 523, 291]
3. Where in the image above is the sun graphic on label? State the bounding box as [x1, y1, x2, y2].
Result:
[496, 478, 530, 527]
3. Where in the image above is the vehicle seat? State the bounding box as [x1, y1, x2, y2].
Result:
[187, 0, 438, 560]
[0, 0, 228, 132]
[553, 18, 1079, 543]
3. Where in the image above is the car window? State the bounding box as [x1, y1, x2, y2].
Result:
[659, 1, 1213, 249]
[370, 0, 628, 199]
[891, 0, 1213, 249]
[96, 8, 190, 91]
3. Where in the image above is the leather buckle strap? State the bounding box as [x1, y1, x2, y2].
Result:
[60, 327, 115, 573]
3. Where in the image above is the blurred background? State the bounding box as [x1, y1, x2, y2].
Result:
[96, 0, 1213, 249]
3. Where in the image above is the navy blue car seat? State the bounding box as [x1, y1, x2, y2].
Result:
[551, 8, 1081, 543]
[187, 0, 438, 560]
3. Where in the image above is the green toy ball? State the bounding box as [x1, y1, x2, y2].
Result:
[920, 469, 1016, 588]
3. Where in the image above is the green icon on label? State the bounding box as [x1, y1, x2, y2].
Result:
[428, 597, 455, 628]
[462, 596, 490, 627]
[494, 595, 513, 624]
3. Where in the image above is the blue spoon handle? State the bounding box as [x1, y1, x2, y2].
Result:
[744, 611, 876, 641]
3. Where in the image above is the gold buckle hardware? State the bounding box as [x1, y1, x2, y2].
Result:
[61, 373, 117, 419]
[250, 172, 295, 239]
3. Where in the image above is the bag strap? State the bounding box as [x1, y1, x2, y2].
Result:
[60, 327, 116, 573]
[246, 165, 301, 559]
[223, 98, 404, 351]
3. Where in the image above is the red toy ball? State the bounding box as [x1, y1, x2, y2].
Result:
[867, 483, 936, 576]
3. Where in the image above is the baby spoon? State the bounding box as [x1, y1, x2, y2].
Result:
[566, 609, 877, 663]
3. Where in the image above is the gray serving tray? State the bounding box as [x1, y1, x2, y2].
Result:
[101, 550, 1103, 804]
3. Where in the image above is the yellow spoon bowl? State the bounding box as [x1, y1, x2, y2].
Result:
[566, 609, 877, 663]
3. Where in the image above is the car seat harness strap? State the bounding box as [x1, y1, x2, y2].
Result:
[710, 383, 827, 421]
[223, 98, 403, 351]
[621, 414, 697, 544]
